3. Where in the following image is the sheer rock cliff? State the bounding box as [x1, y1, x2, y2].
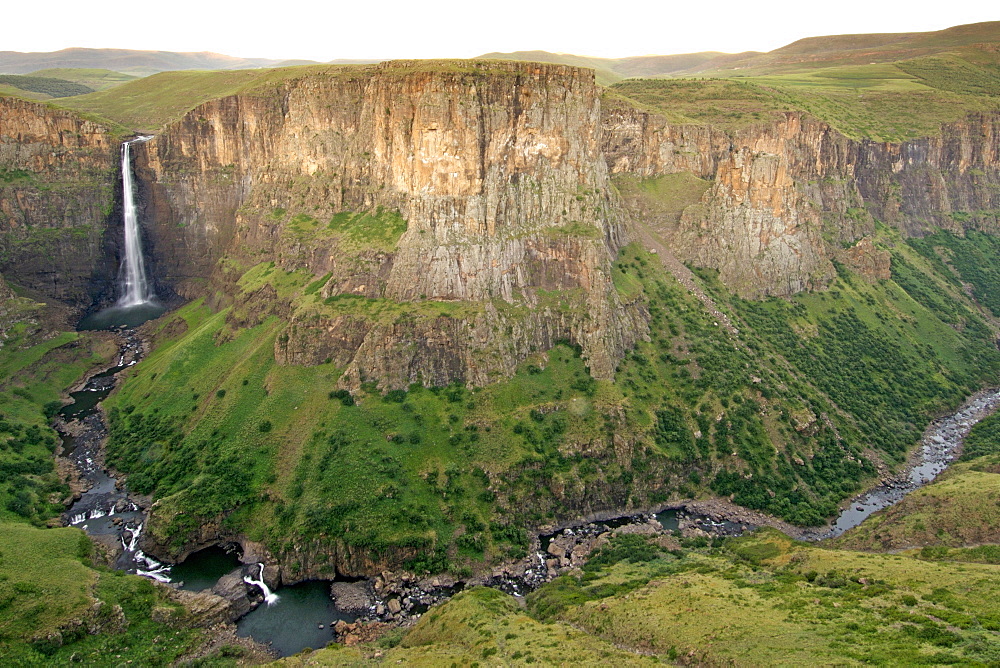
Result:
[604, 106, 1000, 298]
[136, 62, 646, 387]
[0, 97, 118, 305]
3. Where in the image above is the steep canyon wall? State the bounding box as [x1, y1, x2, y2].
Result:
[136, 62, 645, 387]
[603, 106, 1000, 297]
[2, 65, 999, 378]
[0, 97, 118, 305]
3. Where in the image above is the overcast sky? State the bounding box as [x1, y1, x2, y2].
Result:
[7, 1, 996, 61]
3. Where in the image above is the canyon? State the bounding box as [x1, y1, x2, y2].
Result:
[2, 34, 1000, 663]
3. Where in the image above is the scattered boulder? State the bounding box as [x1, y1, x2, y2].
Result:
[210, 570, 254, 621]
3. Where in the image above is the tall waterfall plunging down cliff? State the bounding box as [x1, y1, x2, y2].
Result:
[117, 136, 154, 307]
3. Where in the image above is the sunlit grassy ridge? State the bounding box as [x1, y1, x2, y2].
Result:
[54, 59, 577, 133]
[28, 68, 138, 92]
[609, 45, 1000, 141]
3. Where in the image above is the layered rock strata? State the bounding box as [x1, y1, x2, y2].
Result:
[0, 97, 118, 304]
[604, 107, 1000, 297]
[137, 62, 646, 386]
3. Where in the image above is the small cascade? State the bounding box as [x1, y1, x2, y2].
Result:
[135, 551, 172, 583]
[244, 563, 279, 605]
[117, 136, 155, 308]
[122, 522, 143, 552]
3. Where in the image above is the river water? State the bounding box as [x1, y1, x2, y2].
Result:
[814, 387, 1000, 539]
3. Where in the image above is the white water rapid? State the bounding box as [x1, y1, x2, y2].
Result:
[244, 563, 279, 605]
[117, 136, 155, 307]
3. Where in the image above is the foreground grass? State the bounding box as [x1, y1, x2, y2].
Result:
[287, 528, 1000, 666]
[0, 520, 220, 665]
[546, 531, 1000, 665]
[282, 587, 657, 666]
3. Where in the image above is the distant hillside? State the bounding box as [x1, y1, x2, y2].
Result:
[0, 47, 289, 76]
[27, 67, 137, 92]
[479, 20, 1000, 81]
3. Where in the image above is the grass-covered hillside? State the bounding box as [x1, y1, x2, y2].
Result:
[27, 68, 138, 92]
[0, 293, 244, 663]
[292, 528, 1000, 666]
[836, 410, 1000, 553]
[608, 42, 1000, 141]
[101, 202, 1000, 575]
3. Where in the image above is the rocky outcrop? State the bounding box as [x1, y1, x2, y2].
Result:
[604, 107, 1000, 298]
[138, 61, 646, 386]
[842, 236, 891, 282]
[0, 96, 119, 306]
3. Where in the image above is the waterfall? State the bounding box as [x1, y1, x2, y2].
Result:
[117, 136, 155, 308]
[244, 563, 279, 605]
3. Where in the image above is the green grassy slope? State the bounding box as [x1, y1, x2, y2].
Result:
[536, 530, 1000, 665]
[0, 295, 238, 664]
[0, 74, 91, 98]
[283, 587, 658, 666]
[102, 203, 1000, 572]
[608, 43, 1000, 141]
[54, 66, 346, 132]
[835, 411, 1000, 552]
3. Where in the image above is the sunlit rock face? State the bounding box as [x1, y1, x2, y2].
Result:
[604, 108, 1000, 298]
[0, 97, 117, 305]
[138, 61, 646, 388]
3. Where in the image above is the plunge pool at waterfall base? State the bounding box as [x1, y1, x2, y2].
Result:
[236, 581, 357, 658]
[78, 302, 167, 330]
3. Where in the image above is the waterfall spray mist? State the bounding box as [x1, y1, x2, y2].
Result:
[118, 136, 155, 307]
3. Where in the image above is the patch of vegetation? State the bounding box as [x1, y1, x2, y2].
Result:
[835, 449, 1000, 552]
[27, 68, 138, 93]
[0, 318, 113, 525]
[963, 412, 1000, 461]
[607, 79, 799, 129]
[0, 523, 215, 664]
[0, 75, 92, 98]
[609, 46, 1000, 141]
[327, 206, 408, 250]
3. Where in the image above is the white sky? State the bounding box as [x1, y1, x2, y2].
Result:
[6, 1, 997, 61]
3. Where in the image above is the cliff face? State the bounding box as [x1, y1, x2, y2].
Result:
[604, 107, 1000, 298]
[138, 62, 646, 387]
[0, 97, 118, 306]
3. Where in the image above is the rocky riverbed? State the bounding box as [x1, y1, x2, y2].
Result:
[803, 387, 1000, 541]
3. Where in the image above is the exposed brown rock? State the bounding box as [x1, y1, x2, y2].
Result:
[842, 236, 891, 282]
[0, 97, 118, 305]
